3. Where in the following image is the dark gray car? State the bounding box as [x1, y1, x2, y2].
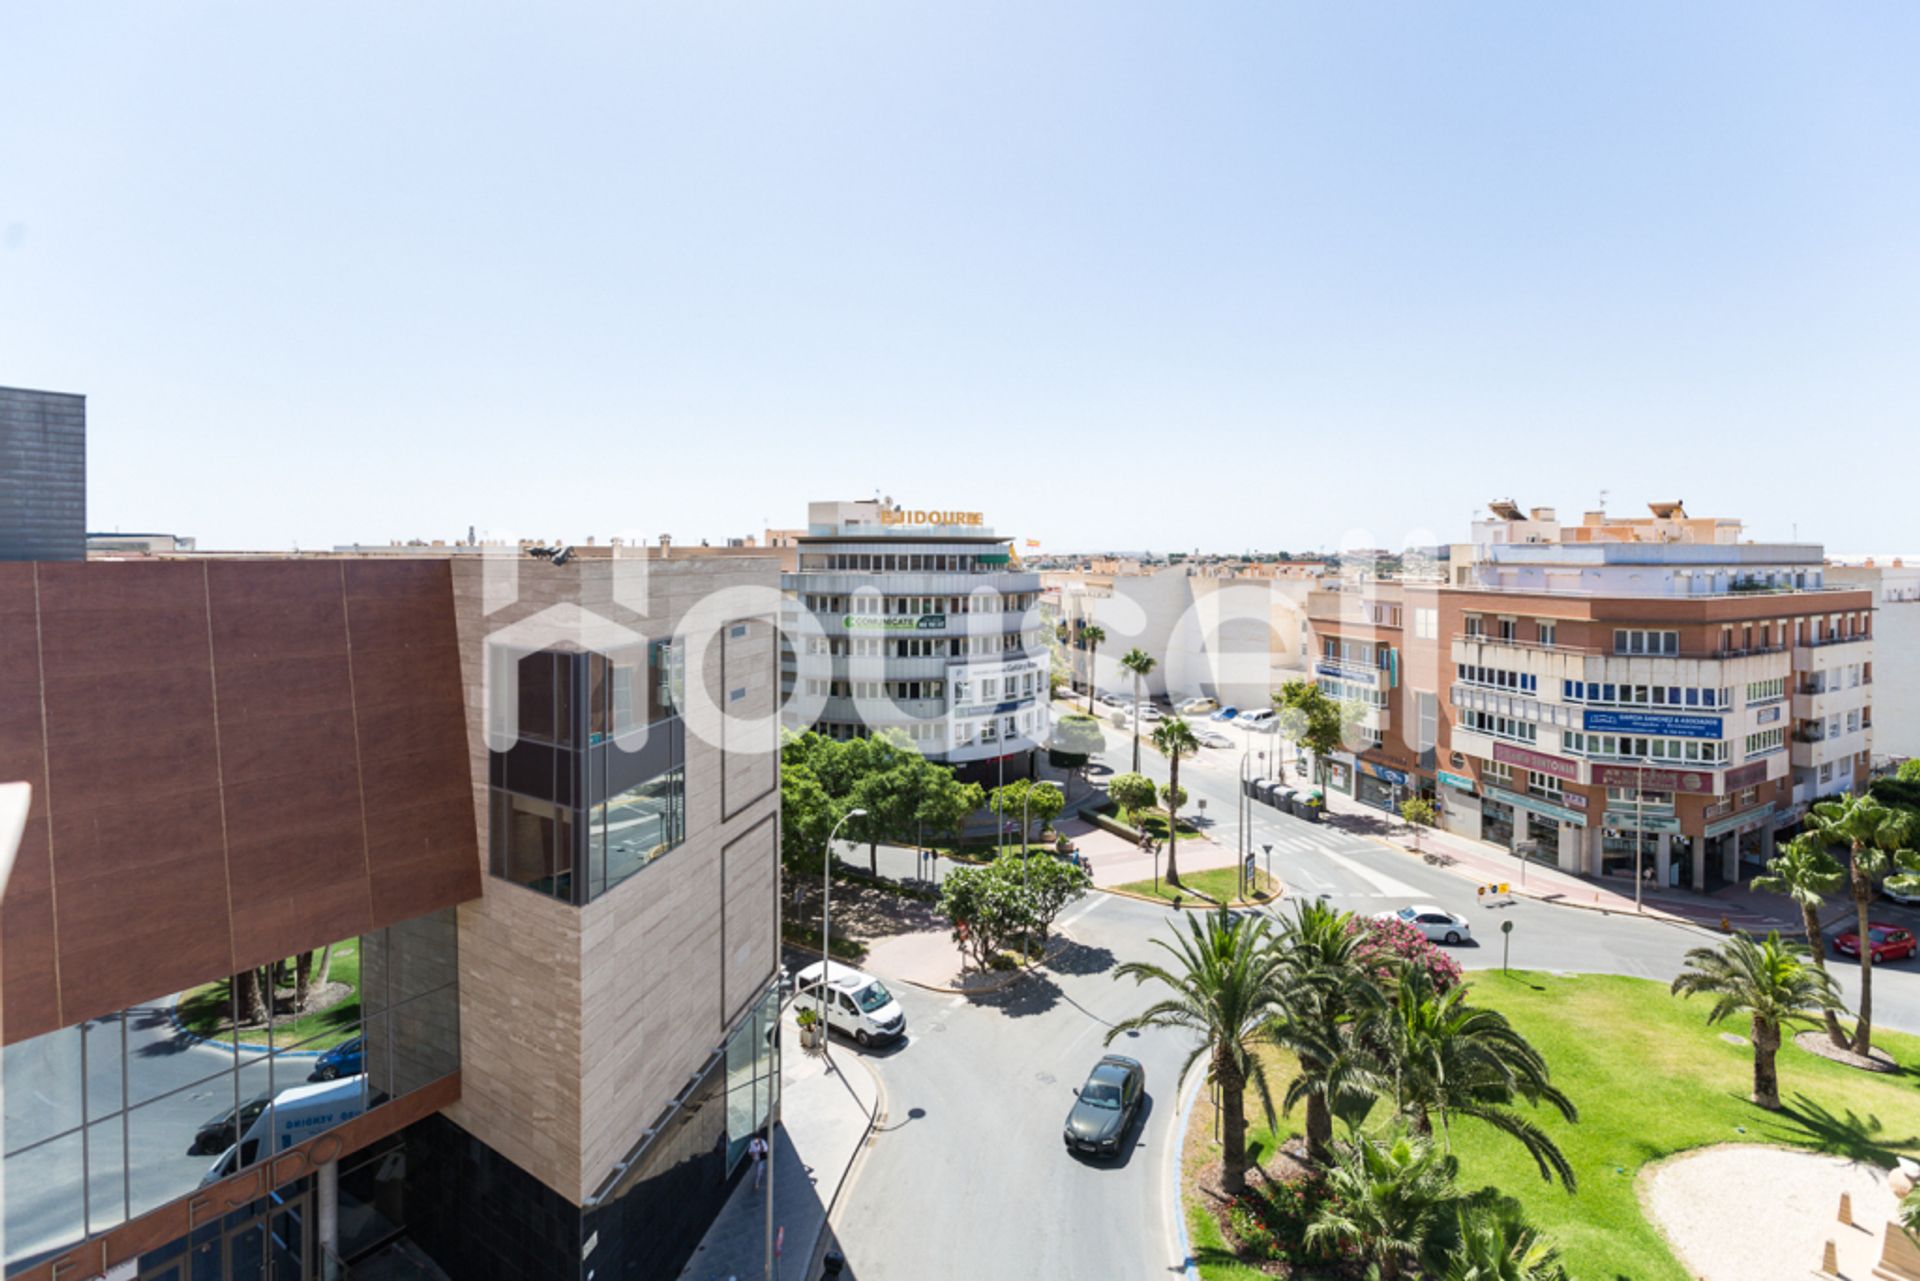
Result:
[1062, 1055, 1145, 1158]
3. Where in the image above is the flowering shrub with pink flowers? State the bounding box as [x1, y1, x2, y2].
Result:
[1345, 914, 1464, 992]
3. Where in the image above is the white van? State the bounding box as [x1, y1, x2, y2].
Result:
[792, 962, 907, 1047]
[1238, 708, 1278, 731]
[201, 1075, 369, 1186]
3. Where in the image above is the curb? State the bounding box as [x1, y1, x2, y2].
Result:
[1096, 885, 1282, 912]
[1169, 1057, 1207, 1281]
[883, 935, 1063, 996]
[800, 1050, 886, 1281]
[166, 996, 331, 1058]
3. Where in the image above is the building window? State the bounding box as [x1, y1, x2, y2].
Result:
[1413, 609, 1438, 640]
[1416, 692, 1438, 752]
[491, 792, 574, 899]
[589, 766, 687, 897]
[1536, 620, 1556, 646]
[1614, 629, 1679, 656]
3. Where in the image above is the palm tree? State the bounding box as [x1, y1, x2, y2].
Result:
[1120, 646, 1156, 771]
[1671, 931, 1841, 1110]
[1810, 792, 1920, 1054]
[1304, 1130, 1460, 1281]
[1268, 899, 1386, 1165]
[1105, 909, 1286, 1195]
[1152, 717, 1200, 887]
[1438, 1200, 1570, 1281]
[1080, 623, 1105, 715]
[1751, 832, 1850, 1048]
[1375, 972, 1578, 1189]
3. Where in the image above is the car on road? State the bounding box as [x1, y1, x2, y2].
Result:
[1884, 878, 1920, 906]
[1376, 904, 1473, 945]
[1062, 1054, 1146, 1158]
[793, 962, 909, 1047]
[1195, 729, 1234, 749]
[1096, 691, 1128, 708]
[308, 1036, 364, 1082]
[1238, 708, 1277, 731]
[1132, 704, 1163, 722]
[1209, 707, 1239, 722]
[189, 1092, 272, 1156]
[1176, 697, 1218, 715]
[1835, 923, 1918, 963]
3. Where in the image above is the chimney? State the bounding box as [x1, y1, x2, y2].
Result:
[659, 533, 672, 559]
[1529, 507, 1556, 522]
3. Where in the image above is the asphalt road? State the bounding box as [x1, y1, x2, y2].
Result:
[830, 711, 1920, 1280]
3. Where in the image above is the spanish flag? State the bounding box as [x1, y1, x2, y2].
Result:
[1025, 539, 1041, 549]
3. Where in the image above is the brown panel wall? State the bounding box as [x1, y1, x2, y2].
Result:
[0, 558, 481, 1044]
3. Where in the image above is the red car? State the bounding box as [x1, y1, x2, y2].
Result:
[1834, 923, 1919, 963]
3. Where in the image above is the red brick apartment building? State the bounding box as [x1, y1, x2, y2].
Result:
[1307, 503, 1873, 892]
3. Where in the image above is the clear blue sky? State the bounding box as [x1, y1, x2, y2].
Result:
[4, 3, 1916, 555]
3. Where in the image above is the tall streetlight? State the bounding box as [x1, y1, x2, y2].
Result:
[1239, 745, 1265, 898]
[819, 807, 868, 1039]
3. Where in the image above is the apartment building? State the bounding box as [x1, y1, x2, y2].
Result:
[1, 539, 780, 1281]
[0, 386, 86, 562]
[781, 499, 1050, 778]
[1307, 503, 1873, 892]
[1827, 557, 1920, 760]
[1049, 562, 1321, 710]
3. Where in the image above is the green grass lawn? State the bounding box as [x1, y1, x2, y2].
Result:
[1189, 970, 1920, 1281]
[1115, 867, 1279, 906]
[178, 939, 362, 1049]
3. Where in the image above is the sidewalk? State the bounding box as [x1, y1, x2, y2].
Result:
[678, 1017, 880, 1281]
[1313, 782, 1797, 932]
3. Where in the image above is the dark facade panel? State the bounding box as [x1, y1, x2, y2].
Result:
[0, 386, 85, 563]
[0, 557, 482, 1043]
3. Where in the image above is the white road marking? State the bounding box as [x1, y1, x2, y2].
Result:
[1316, 847, 1421, 898]
[1057, 895, 1108, 932]
[946, 993, 968, 1008]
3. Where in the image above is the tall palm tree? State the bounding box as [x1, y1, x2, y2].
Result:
[1152, 717, 1200, 887]
[1268, 899, 1386, 1165]
[1671, 931, 1841, 1110]
[1080, 623, 1105, 715]
[1751, 832, 1850, 1048]
[1120, 646, 1157, 771]
[1303, 1130, 1460, 1281]
[1811, 792, 1920, 1054]
[1105, 909, 1286, 1195]
[1374, 972, 1578, 1189]
[1438, 1201, 1570, 1281]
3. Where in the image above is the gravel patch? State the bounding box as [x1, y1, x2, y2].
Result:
[1794, 1029, 1902, 1074]
[1641, 1143, 1893, 1281]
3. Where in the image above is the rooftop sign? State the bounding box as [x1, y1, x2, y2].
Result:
[880, 508, 983, 527]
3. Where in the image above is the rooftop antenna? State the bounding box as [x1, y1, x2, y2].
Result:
[1598, 488, 1609, 513]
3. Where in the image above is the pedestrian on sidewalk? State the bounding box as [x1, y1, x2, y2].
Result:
[748, 1132, 769, 1190]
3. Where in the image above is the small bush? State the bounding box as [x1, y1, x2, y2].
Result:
[1347, 915, 1464, 991]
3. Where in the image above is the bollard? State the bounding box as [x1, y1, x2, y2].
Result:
[1822, 1238, 1839, 1274]
[822, 1249, 847, 1277]
[1720, 915, 1732, 934]
[1839, 1191, 1852, 1225]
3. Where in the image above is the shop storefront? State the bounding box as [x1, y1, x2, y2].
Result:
[1482, 786, 1587, 866]
[1355, 763, 1410, 813]
[1325, 756, 1354, 795]
[1600, 809, 1678, 883]
[1704, 803, 1776, 886]
[1481, 798, 1516, 849]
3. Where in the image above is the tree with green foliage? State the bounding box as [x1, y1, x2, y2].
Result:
[1023, 780, 1065, 848]
[1106, 771, 1158, 828]
[1269, 899, 1387, 1165]
[1400, 796, 1438, 854]
[936, 860, 1033, 971]
[1079, 623, 1106, 715]
[1120, 647, 1157, 770]
[1751, 832, 1851, 1048]
[1274, 680, 1350, 788]
[1304, 1131, 1462, 1281]
[1152, 718, 1200, 887]
[1671, 931, 1842, 1110]
[1023, 851, 1091, 945]
[1899, 758, 1920, 783]
[1106, 910, 1287, 1195]
[1047, 713, 1106, 798]
[915, 771, 983, 852]
[1437, 1200, 1571, 1281]
[1810, 792, 1920, 1054]
[1371, 971, 1578, 1189]
[780, 764, 841, 879]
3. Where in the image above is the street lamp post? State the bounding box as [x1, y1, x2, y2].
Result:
[819, 808, 868, 1045]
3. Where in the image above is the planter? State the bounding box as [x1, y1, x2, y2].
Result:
[797, 1020, 823, 1050]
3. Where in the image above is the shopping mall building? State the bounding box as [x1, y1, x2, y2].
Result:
[0, 430, 782, 1281]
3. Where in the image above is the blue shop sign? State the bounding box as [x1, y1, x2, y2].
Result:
[1364, 763, 1410, 786]
[1582, 709, 1724, 739]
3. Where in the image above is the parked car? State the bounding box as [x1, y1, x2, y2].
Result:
[188, 1092, 272, 1156]
[308, 1036, 364, 1083]
[1375, 904, 1473, 945]
[1209, 707, 1240, 722]
[1884, 877, 1920, 906]
[1835, 923, 1918, 963]
[1062, 1055, 1146, 1158]
[1096, 691, 1128, 708]
[1196, 730, 1234, 749]
[1238, 709, 1278, 731]
[1132, 704, 1163, 722]
[792, 962, 908, 1047]
[1177, 697, 1219, 715]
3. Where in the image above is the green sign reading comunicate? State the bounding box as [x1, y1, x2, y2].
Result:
[843, 615, 948, 631]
